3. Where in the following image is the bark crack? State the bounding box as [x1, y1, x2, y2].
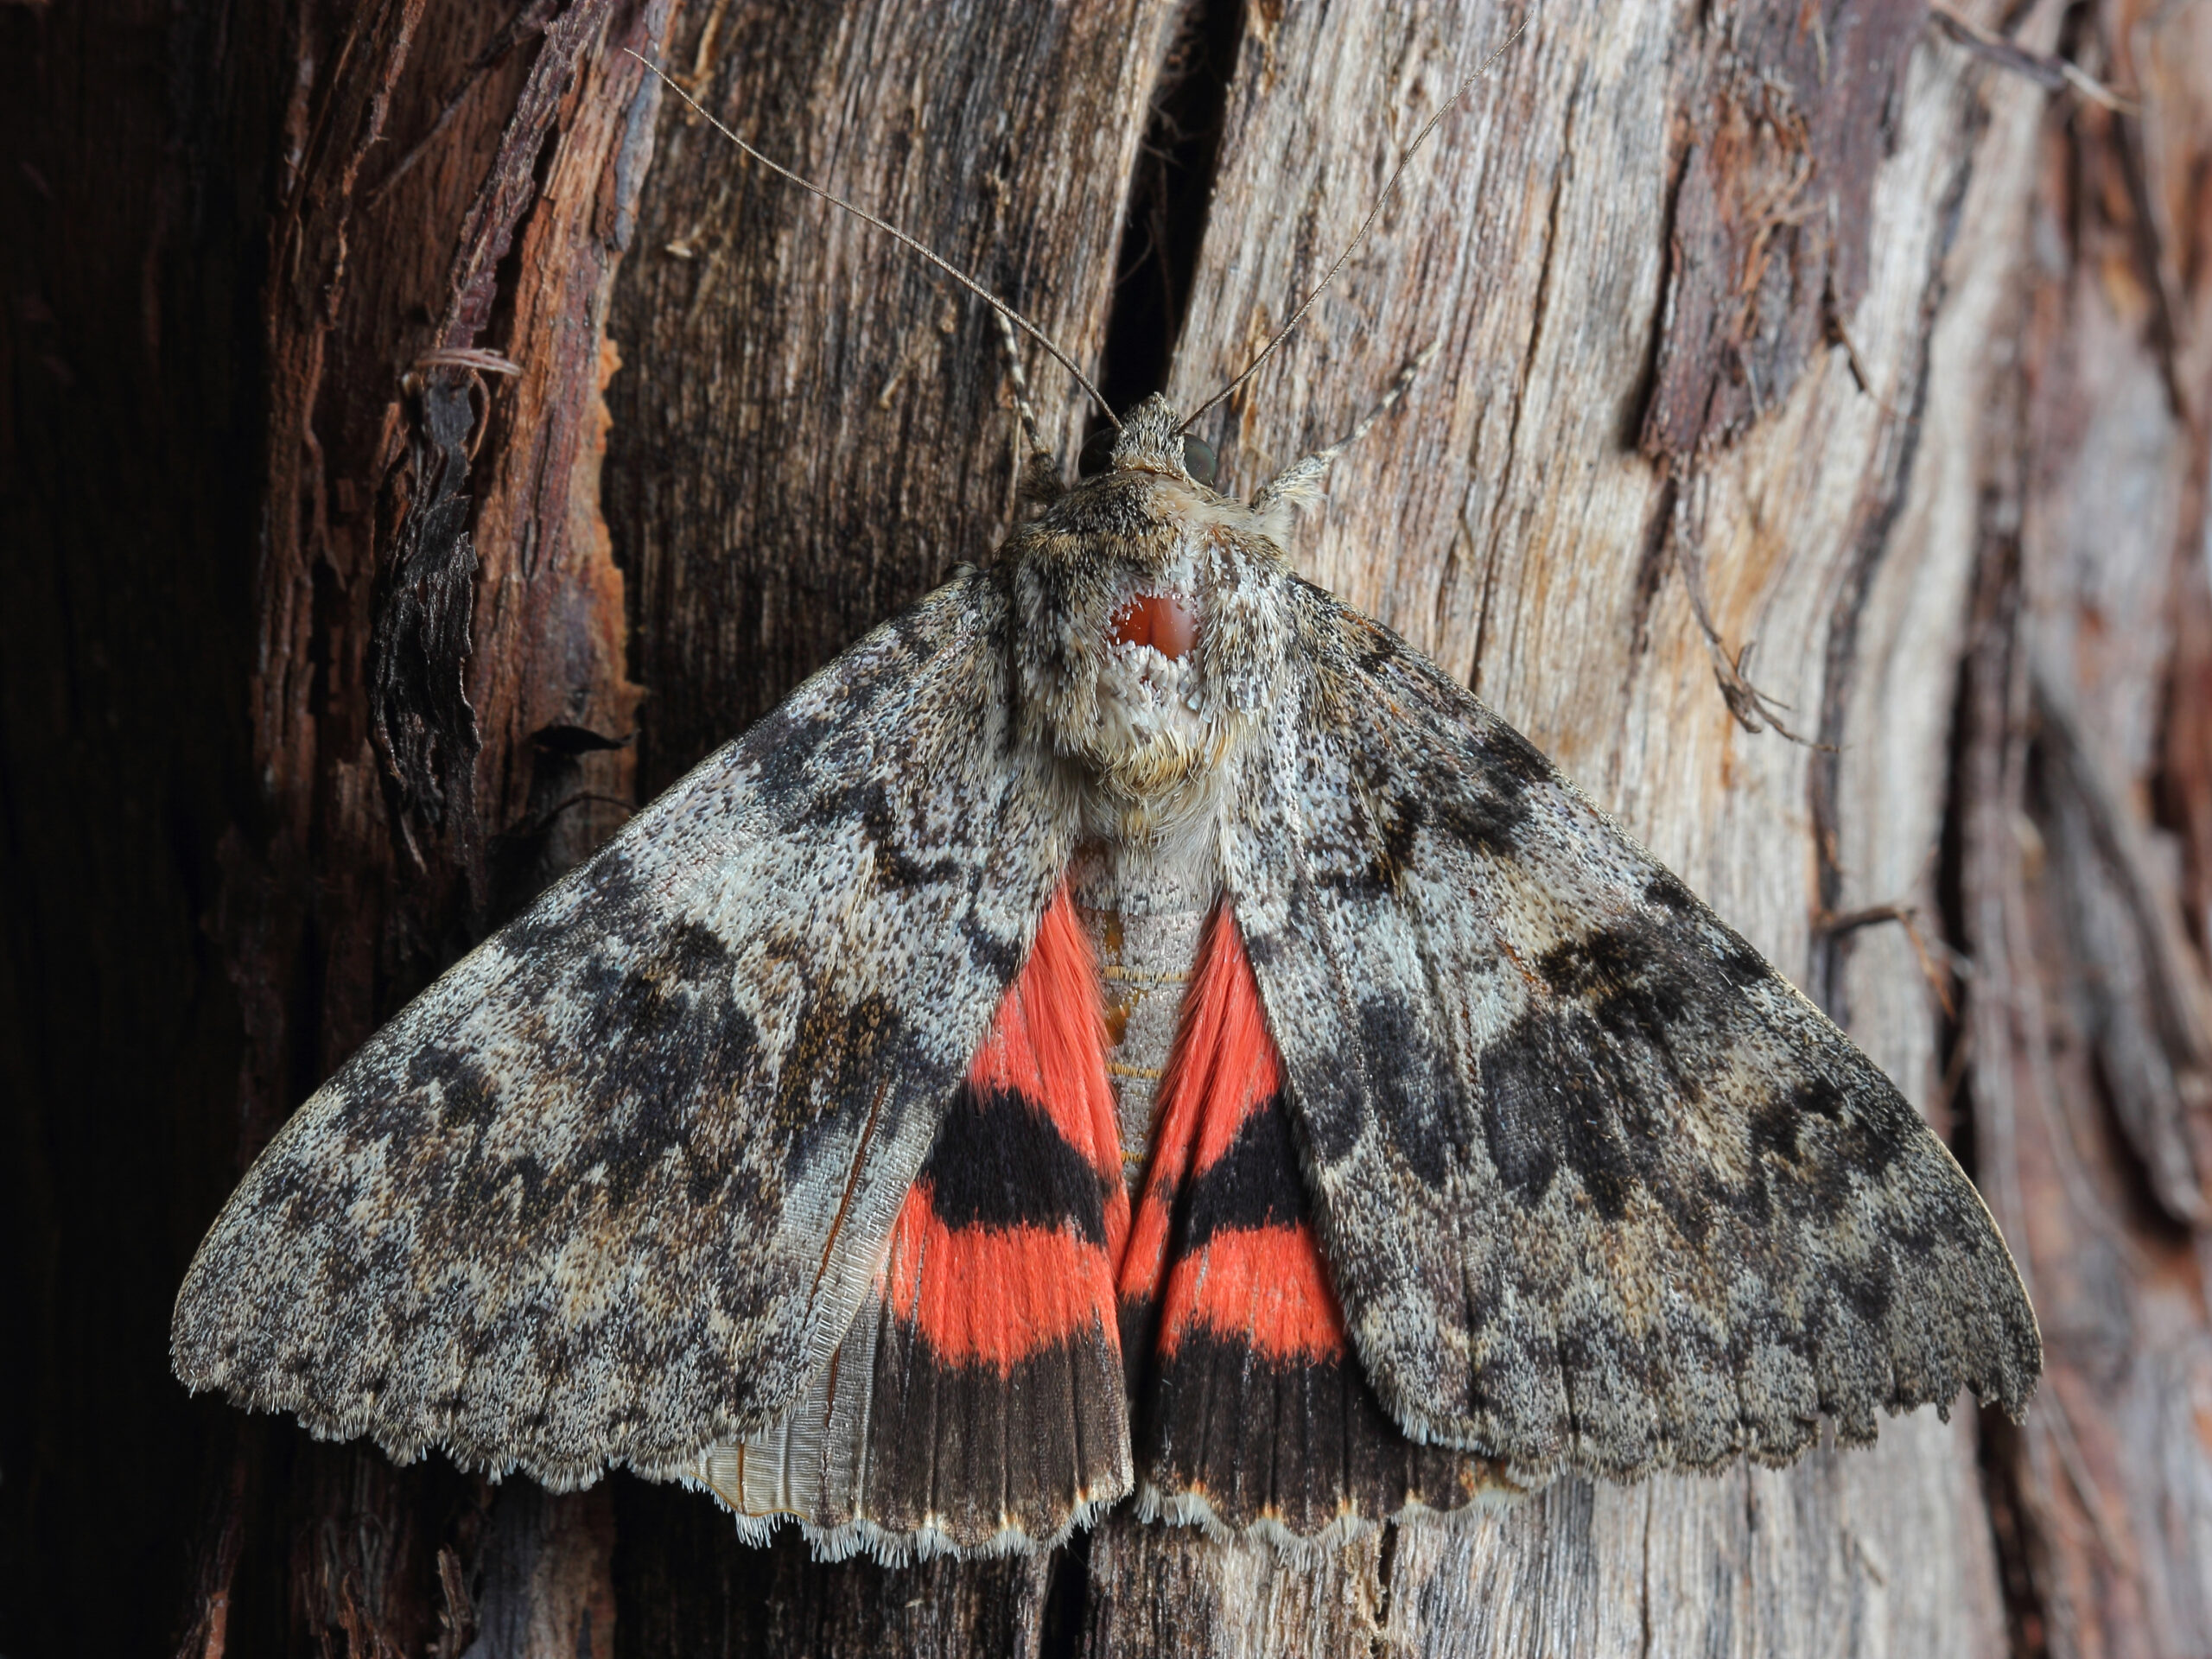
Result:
[1086, 0, 1247, 428]
[1807, 137, 1976, 1017]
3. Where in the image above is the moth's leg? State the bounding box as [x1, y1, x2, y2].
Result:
[993, 309, 1065, 507]
[1249, 340, 1442, 519]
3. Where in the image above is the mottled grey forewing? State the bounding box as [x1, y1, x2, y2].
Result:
[172, 572, 1072, 1490]
[1225, 584, 2038, 1483]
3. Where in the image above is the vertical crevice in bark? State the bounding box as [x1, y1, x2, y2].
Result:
[1979, 1409, 2056, 1659]
[2154, 501, 2212, 964]
[1036, 1527, 1092, 1659]
[1088, 0, 1244, 427]
[1948, 512, 2051, 1658]
[1370, 1514, 1402, 1649]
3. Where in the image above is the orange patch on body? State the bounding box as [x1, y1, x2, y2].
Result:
[1108, 592, 1199, 660]
[885, 1190, 1116, 1371]
[1158, 1224, 1350, 1363]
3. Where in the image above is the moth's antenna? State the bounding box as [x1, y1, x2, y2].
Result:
[631, 51, 1121, 430]
[1178, 10, 1537, 435]
[993, 308, 1065, 506]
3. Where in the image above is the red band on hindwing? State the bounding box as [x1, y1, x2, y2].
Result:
[885, 1201, 1118, 1371]
[1119, 905, 1351, 1364]
[1157, 1223, 1344, 1363]
[881, 887, 1126, 1370]
[856, 889, 1496, 1546]
[849, 886, 1133, 1548]
[1124, 903, 1499, 1534]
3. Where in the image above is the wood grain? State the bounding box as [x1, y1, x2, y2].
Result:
[1125, 1, 2032, 1640]
[1952, 6, 2212, 1655]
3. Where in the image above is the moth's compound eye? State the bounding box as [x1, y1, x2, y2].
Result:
[1077, 428, 1117, 478]
[1108, 593, 1198, 660]
[1180, 436, 1217, 485]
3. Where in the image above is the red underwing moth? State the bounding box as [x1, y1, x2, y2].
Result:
[171, 25, 2039, 1564]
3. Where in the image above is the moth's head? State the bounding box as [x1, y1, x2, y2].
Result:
[1077, 393, 1218, 490]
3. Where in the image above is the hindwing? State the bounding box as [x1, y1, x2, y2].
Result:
[1122, 906, 1515, 1543]
[702, 890, 1133, 1558]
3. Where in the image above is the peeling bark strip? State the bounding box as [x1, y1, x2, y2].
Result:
[367, 0, 625, 889]
[256, 0, 431, 828]
[178, 0, 659, 1649]
[1640, 0, 1925, 462]
[435, 0, 623, 352]
[372, 369, 485, 878]
[2033, 670, 2212, 1225]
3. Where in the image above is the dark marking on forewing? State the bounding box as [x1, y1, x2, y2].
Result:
[1478, 1007, 1638, 1222]
[774, 989, 931, 1172]
[1331, 725, 1531, 894]
[858, 779, 964, 891]
[1356, 998, 1459, 1188]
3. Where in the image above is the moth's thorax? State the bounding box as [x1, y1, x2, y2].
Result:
[1007, 457, 1296, 849]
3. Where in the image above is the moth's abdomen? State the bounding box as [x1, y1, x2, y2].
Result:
[1076, 861, 1207, 1185]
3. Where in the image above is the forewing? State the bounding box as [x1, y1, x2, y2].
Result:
[1226, 584, 2039, 1482]
[172, 572, 1073, 1490]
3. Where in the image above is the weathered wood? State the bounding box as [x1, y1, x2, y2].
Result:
[605, 0, 1182, 792]
[1068, 0, 2035, 1647]
[181, 0, 663, 1646]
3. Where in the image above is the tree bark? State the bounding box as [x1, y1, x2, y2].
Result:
[4, 0, 2209, 1654]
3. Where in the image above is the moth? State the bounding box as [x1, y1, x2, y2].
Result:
[172, 35, 2040, 1564]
